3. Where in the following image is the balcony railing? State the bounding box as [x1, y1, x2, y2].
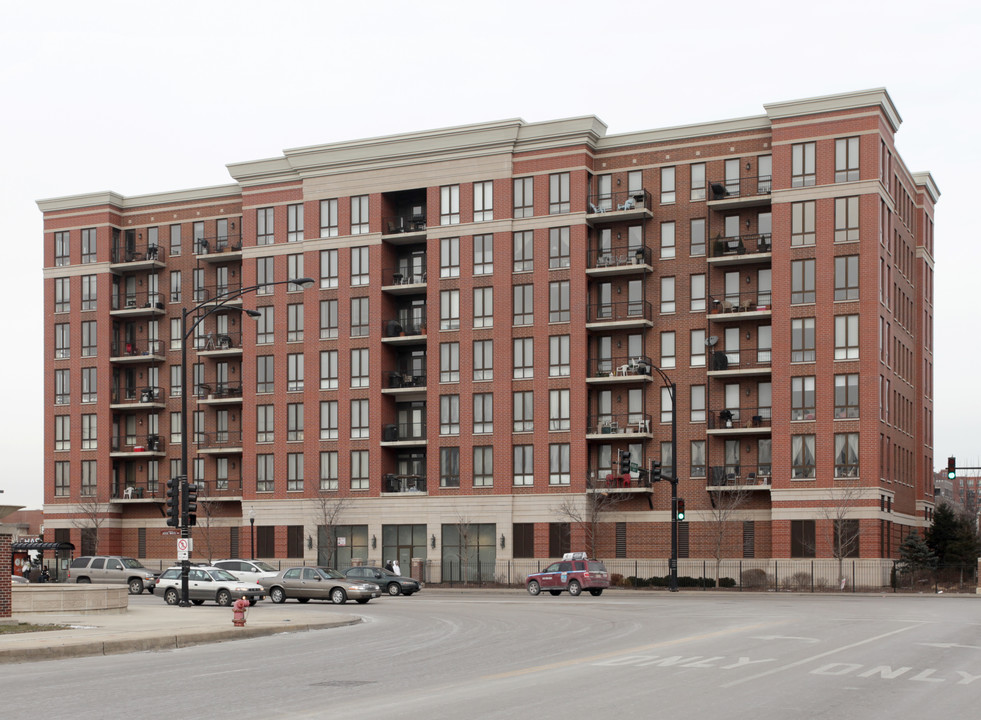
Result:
[112, 386, 165, 404]
[195, 430, 244, 449]
[587, 412, 653, 436]
[382, 213, 427, 235]
[588, 355, 653, 378]
[708, 175, 772, 201]
[195, 381, 243, 399]
[588, 245, 651, 269]
[194, 330, 244, 351]
[111, 290, 166, 311]
[111, 433, 165, 453]
[386, 369, 428, 388]
[708, 466, 773, 487]
[111, 243, 166, 264]
[708, 350, 772, 372]
[586, 300, 653, 324]
[709, 293, 772, 314]
[382, 422, 427, 442]
[587, 189, 652, 214]
[586, 468, 654, 490]
[709, 233, 772, 257]
[382, 266, 428, 286]
[192, 282, 245, 304]
[111, 339, 164, 357]
[707, 407, 772, 430]
[195, 234, 243, 255]
[383, 308, 429, 337]
[383, 473, 427, 493]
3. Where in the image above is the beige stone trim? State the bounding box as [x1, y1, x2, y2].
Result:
[37, 185, 241, 213]
[42, 262, 113, 278]
[764, 88, 901, 133]
[911, 172, 941, 203]
[771, 179, 887, 204]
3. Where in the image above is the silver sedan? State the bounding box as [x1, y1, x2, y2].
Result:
[260, 567, 381, 605]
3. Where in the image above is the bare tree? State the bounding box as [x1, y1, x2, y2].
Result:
[71, 499, 110, 555]
[195, 500, 221, 563]
[820, 482, 864, 586]
[553, 490, 626, 558]
[452, 509, 477, 585]
[706, 485, 751, 582]
[313, 492, 350, 567]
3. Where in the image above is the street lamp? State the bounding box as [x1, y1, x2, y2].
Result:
[647, 364, 679, 593]
[177, 276, 314, 606]
[249, 506, 255, 560]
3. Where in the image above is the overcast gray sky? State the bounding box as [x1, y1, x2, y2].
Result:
[2, 0, 977, 509]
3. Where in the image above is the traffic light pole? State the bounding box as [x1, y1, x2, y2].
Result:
[647, 365, 679, 593]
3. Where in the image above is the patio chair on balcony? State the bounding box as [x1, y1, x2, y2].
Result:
[617, 197, 636, 211]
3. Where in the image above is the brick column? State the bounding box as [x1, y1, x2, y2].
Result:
[0, 533, 11, 618]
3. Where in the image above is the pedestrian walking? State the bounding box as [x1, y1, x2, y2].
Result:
[392, 559, 401, 576]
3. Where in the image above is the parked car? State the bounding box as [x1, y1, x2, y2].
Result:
[260, 567, 381, 605]
[68, 556, 158, 594]
[155, 566, 265, 606]
[344, 566, 422, 596]
[525, 552, 610, 597]
[211, 559, 280, 585]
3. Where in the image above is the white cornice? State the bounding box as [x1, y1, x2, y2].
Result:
[37, 184, 241, 213]
[597, 115, 770, 150]
[764, 88, 902, 133]
[912, 172, 941, 204]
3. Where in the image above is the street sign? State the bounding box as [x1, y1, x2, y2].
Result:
[177, 549, 189, 560]
[177, 538, 192, 554]
[630, 462, 639, 472]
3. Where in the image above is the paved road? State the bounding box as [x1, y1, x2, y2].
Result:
[2, 591, 978, 719]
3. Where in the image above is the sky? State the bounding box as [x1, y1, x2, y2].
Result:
[1, 0, 978, 510]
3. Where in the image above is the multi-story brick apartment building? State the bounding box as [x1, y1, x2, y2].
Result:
[38, 88, 938, 575]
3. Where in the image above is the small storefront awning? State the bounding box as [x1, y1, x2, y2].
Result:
[12, 541, 75, 552]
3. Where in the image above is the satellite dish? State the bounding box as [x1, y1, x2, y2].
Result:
[705, 336, 719, 347]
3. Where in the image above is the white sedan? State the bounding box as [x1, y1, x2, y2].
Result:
[210, 559, 280, 585]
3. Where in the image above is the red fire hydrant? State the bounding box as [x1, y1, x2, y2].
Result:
[232, 596, 249, 627]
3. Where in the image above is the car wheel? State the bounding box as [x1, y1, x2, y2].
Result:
[356, 598, 370, 604]
[216, 590, 232, 607]
[164, 588, 179, 605]
[549, 590, 562, 596]
[568, 580, 582, 596]
[297, 597, 310, 603]
[270, 586, 286, 604]
[77, 577, 91, 584]
[191, 599, 205, 606]
[330, 587, 347, 605]
[387, 583, 402, 596]
[589, 589, 604, 596]
[527, 580, 541, 596]
[249, 598, 258, 606]
[128, 578, 144, 595]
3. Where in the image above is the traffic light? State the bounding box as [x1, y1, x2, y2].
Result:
[651, 460, 662, 482]
[676, 498, 686, 521]
[947, 457, 956, 481]
[619, 450, 632, 475]
[183, 482, 199, 527]
[165, 477, 181, 527]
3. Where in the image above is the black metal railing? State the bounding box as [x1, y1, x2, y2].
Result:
[586, 300, 653, 324]
[709, 232, 772, 257]
[586, 468, 654, 489]
[708, 175, 772, 200]
[588, 355, 653, 378]
[382, 422, 427, 442]
[112, 386, 165, 404]
[588, 244, 651, 269]
[195, 430, 244, 449]
[587, 189, 652, 214]
[111, 243, 166, 264]
[195, 234, 243, 255]
[708, 350, 772, 372]
[195, 381, 243, 399]
[382, 265, 429, 286]
[111, 433, 165, 452]
[709, 293, 773, 314]
[194, 330, 244, 351]
[707, 407, 772, 430]
[111, 339, 164, 357]
[382, 213, 427, 235]
[111, 289, 166, 311]
[382, 473, 428, 493]
[192, 282, 245, 304]
[386, 369, 428, 388]
[708, 466, 772, 486]
[383, 309, 429, 337]
[587, 412, 653, 435]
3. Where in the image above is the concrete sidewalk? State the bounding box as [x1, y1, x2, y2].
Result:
[0, 602, 361, 664]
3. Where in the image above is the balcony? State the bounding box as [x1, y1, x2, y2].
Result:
[381, 422, 428, 446]
[381, 309, 428, 344]
[195, 330, 244, 356]
[191, 283, 245, 306]
[706, 175, 772, 209]
[708, 293, 772, 320]
[585, 413, 653, 439]
[110, 243, 166, 271]
[381, 212, 427, 244]
[381, 265, 428, 295]
[707, 465, 772, 490]
[195, 381, 243, 405]
[110, 385, 166, 409]
[585, 468, 654, 495]
[382, 473, 428, 494]
[586, 355, 655, 383]
[195, 430, 243, 454]
[707, 233, 772, 265]
[195, 234, 243, 263]
[110, 340, 165, 364]
[585, 190, 653, 226]
[706, 350, 772, 377]
[585, 245, 652, 276]
[110, 291, 166, 317]
[382, 369, 428, 395]
[110, 433, 166, 457]
[586, 300, 654, 329]
[706, 407, 772, 434]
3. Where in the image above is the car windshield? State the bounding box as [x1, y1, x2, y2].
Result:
[161, 569, 181, 579]
[208, 569, 240, 581]
[121, 558, 147, 569]
[317, 568, 345, 579]
[252, 561, 277, 572]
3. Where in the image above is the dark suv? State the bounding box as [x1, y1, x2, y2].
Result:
[526, 552, 610, 597]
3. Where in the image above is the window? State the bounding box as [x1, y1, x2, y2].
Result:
[320, 299, 338, 339]
[792, 435, 816, 479]
[440, 342, 460, 383]
[690, 274, 706, 312]
[79, 321, 96, 357]
[791, 259, 815, 303]
[549, 444, 570, 485]
[513, 285, 533, 325]
[690, 440, 706, 478]
[661, 331, 676, 369]
[549, 227, 570, 268]
[690, 329, 706, 367]
[513, 337, 533, 379]
[791, 201, 816, 246]
[351, 348, 369, 388]
[286, 453, 304, 492]
[81, 367, 97, 403]
[513, 231, 533, 272]
[320, 350, 338, 390]
[661, 166, 676, 204]
[549, 522, 571, 557]
[350, 450, 369, 490]
[440, 237, 459, 278]
[55, 415, 70, 450]
[473, 287, 493, 328]
[257, 207, 275, 245]
[320, 451, 338, 491]
[834, 519, 860, 558]
[440, 447, 460, 488]
[791, 142, 816, 187]
[350, 195, 369, 234]
[350, 297, 369, 337]
[689, 218, 706, 257]
[256, 355, 274, 393]
[170, 365, 181, 397]
[474, 339, 493, 381]
[549, 280, 569, 322]
[287, 203, 304, 242]
[661, 386, 673, 423]
[513, 177, 534, 218]
[440, 289, 460, 330]
[286, 403, 304, 442]
[252, 454, 274, 493]
[835, 433, 859, 478]
[791, 520, 816, 557]
[81, 228, 97, 263]
[320, 199, 338, 237]
[55, 323, 70, 358]
[287, 254, 304, 291]
[351, 398, 369, 439]
[835, 197, 859, 242]
[170, 411, 182, 444]
[549, 172, 570, 214]
[54, 277, 70, 312]
[513, 390, 534, 432]
[791, 319, 815, 362]
[791, 376, 816, 420]
[439, 394, 459, 435]
[690, 163, 706, 201]
[661, 221, 675, 259]
[319, 249, 338, 289]
[55, 369, 70, 405]
[192, 222, 205, 255]
[286, 303, 304, 342]
[660, 276, 675, 313]
[256, 257, 274, 295]
[170, 270, 182, 304]
[168, 224, 181, 257]
[690, 385, 705, 422]
[835, 314, 859, 359]
[287, 353, 304, 392]
[55, 461, 70, 496]
[474, 181, 493, 221]
[256, 306, 274, 344]
[80, 274, 97, 311]
[474, 392, 493, 434]
[256, 404, 274, 443]
[54, 230, 70, 266]
[474, 233, 494, 275]
[835, 373, 859, 419]
[440, 185, 460, 225]
[350, 246, 369, 286]
[595, 173, 612, 211]
[835, 137, 860, 182]
[473, 446, 493, 486]
[549, 335, 569, 377]
[834, 256, 859, 300]
[548, 389, 570, 432]
[513, 445, 534, 486]
[320, 400, 338, 440]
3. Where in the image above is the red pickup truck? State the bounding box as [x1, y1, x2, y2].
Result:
[525, 552, 610, 597]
